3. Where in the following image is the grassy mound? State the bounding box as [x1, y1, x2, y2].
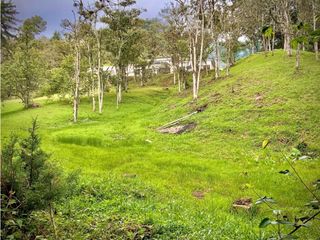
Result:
[2, 50, 319, 239]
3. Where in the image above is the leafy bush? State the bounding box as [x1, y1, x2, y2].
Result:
[1, 119, 65, 239]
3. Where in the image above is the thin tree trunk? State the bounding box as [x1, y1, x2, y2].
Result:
[296, 43, 300, 69]
[96, 30, 103, 114]
[215, 41, 220, 79]
[118, 83, 122, 103]
[226, 44, 230, 76]
[140, 67, 144, 87]
[196, 5, 205, 97]
[284, 2, 292, 56]
[315, 42, 319, 61]
[191, 36, 198, 100]
[87, 44, 96, 112]
[124, 68, 128, 92]
[178, 68, 181, 93]
[286, 34, 292, 56]
[73, 42, 80, 123]
[116, 76, 121, 109]
[272, 32, 275, 56]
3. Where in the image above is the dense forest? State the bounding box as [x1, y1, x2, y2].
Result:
[1, 0, 320, 239]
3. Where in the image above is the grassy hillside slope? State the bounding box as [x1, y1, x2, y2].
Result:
[1, 50, 320, 239]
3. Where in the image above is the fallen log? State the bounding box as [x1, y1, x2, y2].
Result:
[157, 104, 208, 130]
[157, 111, 198, 130]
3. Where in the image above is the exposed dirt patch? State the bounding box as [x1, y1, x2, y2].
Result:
[192, 191, 205, 199]
[193, 103, 208, 113]
[158, 122, 196, 134]
[232, 197, 252, 210]
[277, 137, 292, 145]
[254, 93, 264, 108]
[255, 92, 263, 101]
[29, 103, 41, 108]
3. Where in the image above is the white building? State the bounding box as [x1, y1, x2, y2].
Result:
[100, 57, 216, 77]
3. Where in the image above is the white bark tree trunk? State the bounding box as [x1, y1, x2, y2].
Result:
[96, 31, 103, 114]
[196, 9, 205, 97]
[73, 42, 80, 123]
[87, 44, 96, 112]
[283, 4, 292, 56]
[296, 43, 300, 69]
[191, 36, 198, 100]
[178, 70, 181, 93]
[215, 41, 220, 79]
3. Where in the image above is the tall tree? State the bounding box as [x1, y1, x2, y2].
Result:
[102, 0, 142, 108]
[174, 0, 206, 100]
[1, 16, 46, 108]
[79, 0, 109, 113]
[61, 1, 85, 122]
[1, 0, 18, 50]
[162, 4, 189, 92]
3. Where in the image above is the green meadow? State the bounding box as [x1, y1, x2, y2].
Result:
[1, 51, 320, 239]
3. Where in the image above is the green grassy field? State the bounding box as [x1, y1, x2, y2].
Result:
[1, 50, 320, 239]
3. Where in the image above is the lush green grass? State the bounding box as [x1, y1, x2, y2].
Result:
[1, 50, 320, 239]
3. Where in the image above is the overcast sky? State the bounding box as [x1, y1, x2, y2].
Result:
[13, 0, 169, 37]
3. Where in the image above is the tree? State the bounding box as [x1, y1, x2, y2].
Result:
[1, 16, 47, 108]
[291, 22, 309, 69]
[312, 0, 320, 60]
[61, 1, 85, 122]
[174, 0, 206, 100]
[102, 0, 142, 108]
[1, 0, 18, 50]
[162, 4, 189, 92]
[51, 30, 62, 40]
[45, 55, 74, 97]
[78, 0, 109, 113]
[297, 0, 320, 60]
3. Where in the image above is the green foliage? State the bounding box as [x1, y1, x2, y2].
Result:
[255, 150, 319, 239]
[1, 15, 47, 107]
[0, 0, 18, 47]
[45, 55, 74, 97]
[102, 0, 142, 69]
[1, 45, 45, 107]
[20, 15, 46, 41]
[291, 22, 310, 48]
[51, 31, 62, 41]
[262, 26, 274, 38]
[1, 119, 65, 239]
